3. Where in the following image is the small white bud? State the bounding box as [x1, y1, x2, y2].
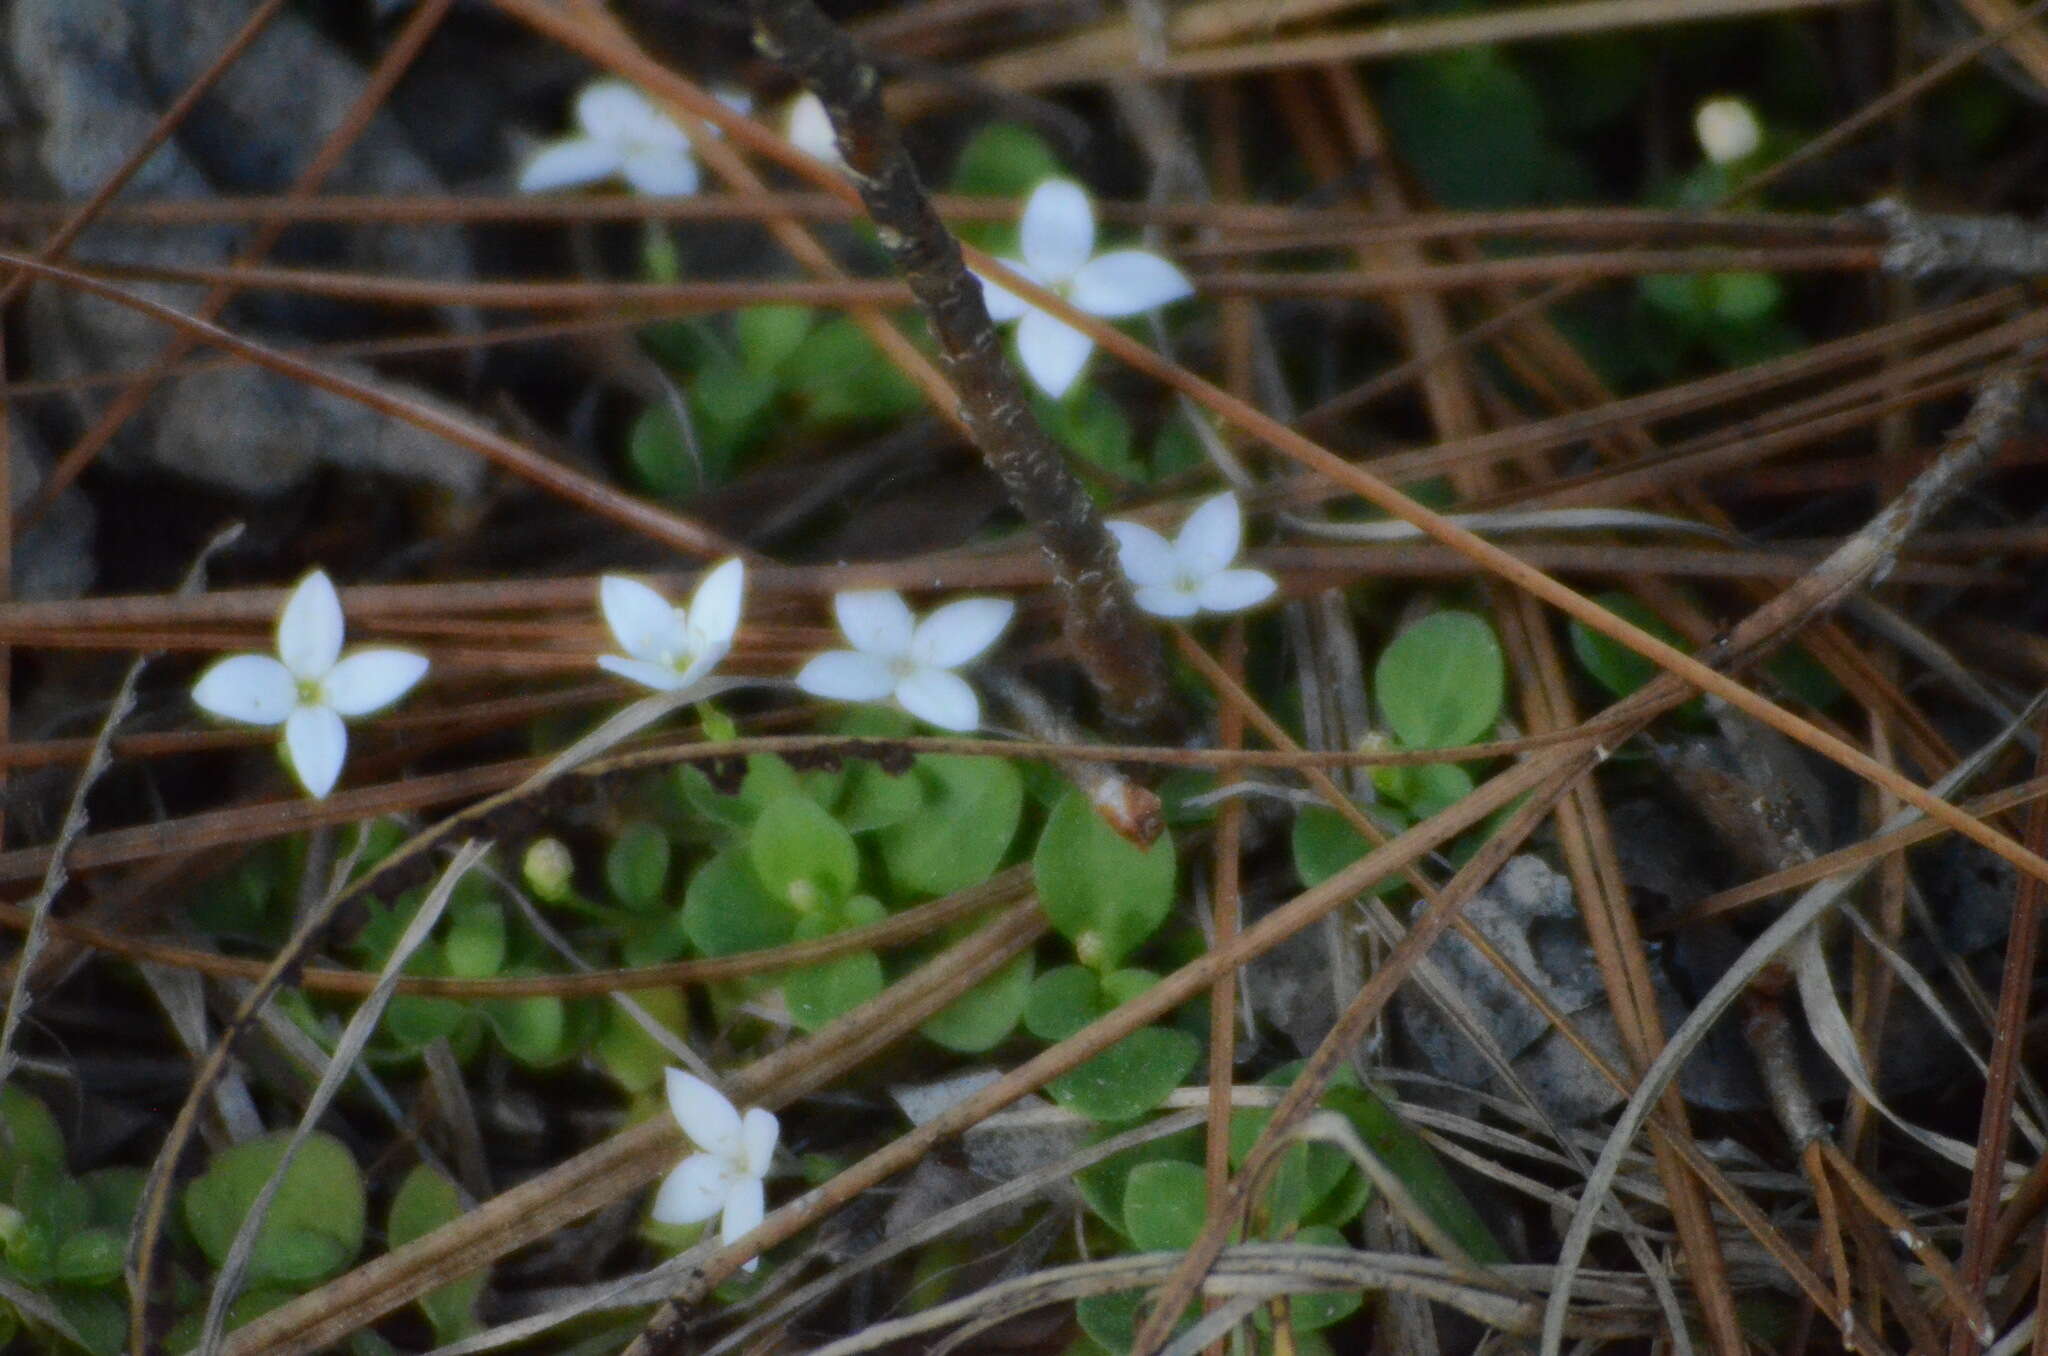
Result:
[1694, 97, 1762, 165]
[523, 838, 574, 902]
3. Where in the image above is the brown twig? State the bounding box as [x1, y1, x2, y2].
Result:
[746, 0, 1173, 728]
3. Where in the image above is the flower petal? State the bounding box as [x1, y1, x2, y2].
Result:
[667, 1068, 743, 1156]
[1134, 584, 1202, 619]
[794, 650, 895, 703]
[621, 147, 700, 197]
[192, 654, 297, 726]
[909, 597, 1013, 670]
[785, 91, 841, 166]
[1175, 491, 1244, 579]
[577, 81, 673, 145]
[277, 570, 344, 682]
[685, 558, 745, 653]
[283, 705, 347, 799]
[1069, 250, 1193, 317]
[600, 576, 685, 666]
[976, 260, 1037, 324]
[895, 668, 981, 732]
[1196, 568, 1278, 614]
[598, 654, 688, 692]
[1013, 308, 1093, 399]
[740, 1107, 779, 1177]
[321, 650, 427, 717]
[651, 1154, 731, 1226]
[1018, 179, 1094, 283]
[1105, 520, 1178, 590]
[720, 1175, 766, 1263]
[516, 137, 622, 193]
[832, 590, 914, 657]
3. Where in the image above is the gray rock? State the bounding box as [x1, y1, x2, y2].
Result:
[4, 0, 482, 498]
[8, 414, 93, 601]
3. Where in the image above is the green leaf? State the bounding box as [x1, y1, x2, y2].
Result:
[1035, 791, 1177, 970]
[384, 993, 468, 1052]
[784, 318, 921, 428]
[51, 1290, 122, 1356]
[783, 897, 887, 1031]
[0, 1086, 65, 1180]
[1023, 963, 1106, 1042]
[1122, 1160, 1208, 1252]
[1074, 1125, 1203, 1236]
[595, 988, 689, 1093]
[920, 950, 1034, 1053]
[950, 123, 1063, 197]
[1382, 50, 1547, 208]
[1703, 270, 1782, 326]
[605, 822, 672, 913]
[1047, 1026, 1200, 1123]
[1325, 1084, 1504, 1263]
[1286, 1226, 1365, 1331]
[682, 849, 797, 957]
[1048, 386, 1141, 482]
[484, 996, 569, 1067]
[1291, 804, 1401, 895]
[1568, 592, 1684, 698]
[182, 1132, 365, 1286]
[679, 752, 806, 829]
[833, 761, 923, 832]
[736, 305, 814, 376]
[877, 756, 1023, 897]
[388, 1165, 484, 1344]
[625, 405, 704, 500]
[443, 899, 506, 979]
[750, 793, 859, 911]
[1373, 761, 1474, 820]
[52, 1227, 123, 1286]
[1376, 611, 1504, 749]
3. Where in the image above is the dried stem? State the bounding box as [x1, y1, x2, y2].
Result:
[746, 0, 1173, 728]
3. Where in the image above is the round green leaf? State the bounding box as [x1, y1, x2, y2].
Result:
[443, 899, 506, 979]
[605, 822, 672, 913]
[0, 1087, 65, 1179]
[783, 897, 888, 1031]
[1568, 592, 1683, 698]
[182, 1132, 365, 1287]
[920, 950, 1033, 1053]
[682, 848, 797, 957]
[53, 1227, 123, 1287]
[1122, 1160, 1208, 1252]
[750, 793, 859, 910]
[950, 123, 1062, 197]
[878, 756, 1023, 897]
[484, 996, 569, 1067]
[1290, 805, 1399, 894]
[1375, 611, 1504, 749]
[1024, 964, 1106, 1042]
[1035, 792, 1177, 970]
[1287, 1226, 1365, 1332]
[1047, 1026, 1200, 1123]
[389, 1164, 484, 1343]
[833, 761, 922, 832]
[736, 304, 814, 376]
[595, 988, 689, 1093]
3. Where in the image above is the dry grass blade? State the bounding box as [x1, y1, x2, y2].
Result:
[194, 841, 488, 1356]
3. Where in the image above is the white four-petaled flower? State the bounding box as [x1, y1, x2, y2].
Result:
[652, 1069, 777, 1270]
[191, 570, 428, 799]
[597, 558, 745, 694]
[1106, 491, 1278, 618]
[519, 81, 749, 197]
[977, 178, 1194, 398]
[795, 590, 1013, 732]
